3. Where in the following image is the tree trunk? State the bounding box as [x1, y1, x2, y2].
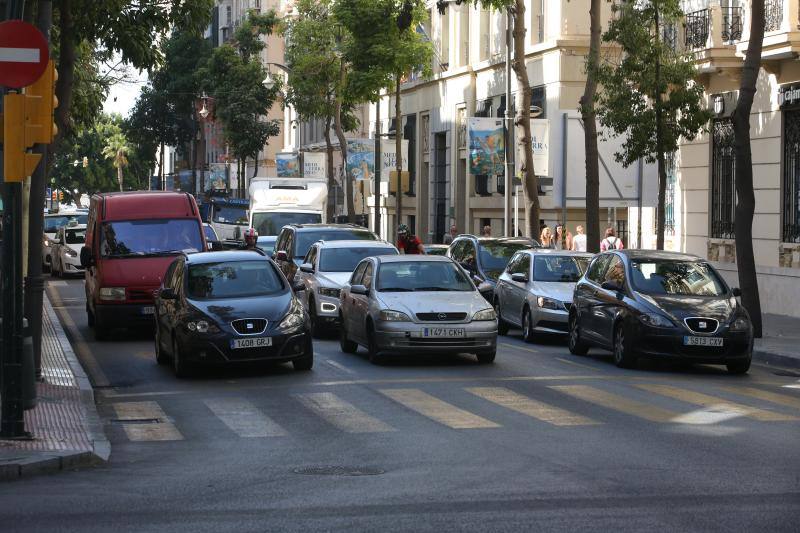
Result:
[158, 141, 164, 190]
[117, 164, 123, 192]
[323, 115, 336, 222]
[732, 0, 764, 338]
[333, 60, 354, 223]
[511, 0, 539, 238]
[395, 73, 403, 228]
[580, 0, 602, 253]
[54, 0, 76, 148]
[653, 2, 666, 250]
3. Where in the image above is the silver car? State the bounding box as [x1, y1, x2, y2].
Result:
[494, 250, 592, 342]
[296, 240, 398, 336]
[338, 255, 498, 364]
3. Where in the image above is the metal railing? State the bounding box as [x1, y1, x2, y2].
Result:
[684, 9, 710, 49]
[721, 6, 743, 42]
[782, 110, 800, 243]
[765, 0, 784, 32]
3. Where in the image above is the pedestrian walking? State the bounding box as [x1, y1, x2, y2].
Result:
[554, 224, 572, 250]
[443, 224, 458, 244]
[571, 225, 587, 252]
[482, 225, 492, 237]
[397, 224, 425, 254]
[600, 227, 624, 251]
[540, 226, 554, 248]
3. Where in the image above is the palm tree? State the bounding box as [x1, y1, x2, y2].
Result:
[102, 132, 131, 191]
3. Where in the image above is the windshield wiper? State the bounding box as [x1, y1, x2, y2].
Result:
[378, 287, 413, 292]
[414, 286, 457, 292]
[140, 250, 188, 257]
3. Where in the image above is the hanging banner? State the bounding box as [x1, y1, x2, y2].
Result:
[380, 140, 409, 176]
[277, 153, 301, 177]
[205, 163, 228, 191]
[529, 118, 550, 177]
[468, 117, 505, 176]
[303, 152, 326, 180]
[346, 139, 374, 181]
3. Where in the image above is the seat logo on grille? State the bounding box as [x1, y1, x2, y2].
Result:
[246, 322, 253, 329]
[699, 321, 707, 329]
[438, 313, 446, 320]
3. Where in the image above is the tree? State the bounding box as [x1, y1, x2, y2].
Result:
[102, 127, 131, 192]
[580, 0, 603, 253]
[594, 0, 711, 249]
[732, 0, 765, 338]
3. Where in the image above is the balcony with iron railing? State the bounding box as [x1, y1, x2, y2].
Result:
[737, 0, 800, 66]
[683, 4, 744, 85]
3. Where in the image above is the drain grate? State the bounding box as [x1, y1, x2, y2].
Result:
[293, 465, 385, 476]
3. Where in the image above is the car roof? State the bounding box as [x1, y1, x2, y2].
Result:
[286, 223, 369, 232]
[62, 223, 87, 230]
[522, 249, 592, 257]
[456, 234, 537, 246]
[375, 255, 452, 264]
[317, 240, 395, 249]
[184, 251, 269, 264]
[424, 244, 449, 248]
[615, 249, 703, 262]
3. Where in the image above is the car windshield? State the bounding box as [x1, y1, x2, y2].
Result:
[630, 259, 727, 296]
[479, 241, 532, 280]
[65, 228, 86, 245]
[100, 219, 203, 257]
[424, 246, 448, 256]
[319, 246, 398, 272]
[256, 237, 276, 255]
[187, 260, 284, 299]
[252, 212, 321, 236]
[212, 205, 248, 225]
[295, 229, 377, 259]
[377, 261, 474, 292]
[532, 256, 590, 282]
[44, 214, 87, 233]
[203, 225, 218, 242]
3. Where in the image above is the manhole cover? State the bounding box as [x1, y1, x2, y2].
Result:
[293, 465, 385, 476]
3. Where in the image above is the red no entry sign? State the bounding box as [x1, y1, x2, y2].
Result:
[0, 20, 49, 89]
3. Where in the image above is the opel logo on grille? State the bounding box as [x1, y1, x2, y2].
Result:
[437, 313, 446, 320]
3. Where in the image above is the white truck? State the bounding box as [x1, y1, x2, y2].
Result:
[248, 177, 328, 236]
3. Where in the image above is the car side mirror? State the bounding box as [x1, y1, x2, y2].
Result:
[209, 240, 225, 251]
[79, 246, 93, 268]
[601, 280, 623, 293]
[350, 284, 369, 296]
[731, 287, 742, 297]
[291, 280, 306, 292]
[511, 273, 528, 283]
[159, 287, 177, 300]
[275, 250, 288, 262]
[299, 263, 314, 274]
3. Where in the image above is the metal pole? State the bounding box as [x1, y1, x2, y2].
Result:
[374, 98, 382, 238]
[514, 184, 519, 236]
[637, 157, 643, 248]
[503, 9, 513, 237]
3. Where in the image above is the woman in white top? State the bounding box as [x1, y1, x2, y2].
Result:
[571, 225, 587, 252]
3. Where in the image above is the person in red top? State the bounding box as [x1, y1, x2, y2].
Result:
[396, 224, 425, 254]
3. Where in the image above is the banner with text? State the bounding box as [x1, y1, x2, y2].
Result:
[346, 139, 374, 181]
[303, 152, 326, 180]
[523, 118, 550, 177]
[380, 140, 409, 177]
[468, 117, 505, 176]
[277, 153, 301, 177]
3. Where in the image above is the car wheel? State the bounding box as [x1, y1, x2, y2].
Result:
[726, 358, 751, 375]
[476, 350, 496, 364]
[50, 261, 59, 277]
[339, 316, 358, 354]
[522, 307, 536, 343]
[154, 326, 170, 365]
[86, 304, 95, 328]
[172, 335, 190, 378]
[494, 298, 509, 336]
[613, 321, 637, 369]
[568, 313, 589, 356]
[366, 323, 382, 365]
[293, 339, 314, 371]
[309, 298, 324, 338]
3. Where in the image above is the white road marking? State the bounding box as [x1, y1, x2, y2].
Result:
[296, 392, 394, 433]
[783, 380, 800, 390]
[381, 388, 500, 429]
[670, 406, 745, 425]
[555, 357, 601, 372]
[0, 47, 40, 62]
[326, 359, 355, 374]
[113, 401, 183, 441]
[204, 398, 287, 437]
[467, 387, 598, 426]
[551, 385, 679, 423]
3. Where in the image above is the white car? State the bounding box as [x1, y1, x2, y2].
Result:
[42, 211, 87, 271]
[50, 223, 87, 277]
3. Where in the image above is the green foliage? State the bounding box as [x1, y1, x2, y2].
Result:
[593, 0, 712, 166]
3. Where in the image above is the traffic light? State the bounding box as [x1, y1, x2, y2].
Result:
[24, 60, 58, 144]
[3, 92, 42, 182]
[58, 191, 64, 201]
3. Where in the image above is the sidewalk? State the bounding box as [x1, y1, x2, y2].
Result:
[0, 295, 109, 481]
[754, 313, 800, 370]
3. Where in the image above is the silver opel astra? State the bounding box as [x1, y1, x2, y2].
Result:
[338, 255, 498, 364]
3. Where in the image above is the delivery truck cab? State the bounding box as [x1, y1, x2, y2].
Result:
[80, 191, 206, 339]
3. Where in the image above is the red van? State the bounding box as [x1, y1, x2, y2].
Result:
[80, 192, 206, 339]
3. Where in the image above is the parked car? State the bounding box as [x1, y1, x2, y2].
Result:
[273, 223, 379, 282]
[81, 191, 207, 340]
[50, 223, 87, 277]
[423, 244, 449, 256]
[338, 255, 498, 364]
[447, 235, 539, 302]
[296, 240, 398, 335]
[495, 249, 592, 340]
[569, 250, 753, 373]
[154, 250, 312, 377]
[43, 211, 87, 272]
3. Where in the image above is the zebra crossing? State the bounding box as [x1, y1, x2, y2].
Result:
[107, 381, 800, 443]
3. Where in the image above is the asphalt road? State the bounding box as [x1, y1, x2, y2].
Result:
[1, 278, 798, 532]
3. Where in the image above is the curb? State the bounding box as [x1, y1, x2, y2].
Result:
[753, 349, 800, 371]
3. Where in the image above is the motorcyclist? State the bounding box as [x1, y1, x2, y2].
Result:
[243, 227, 259, 250]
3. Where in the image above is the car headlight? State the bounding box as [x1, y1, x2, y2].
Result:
[318, 287, 341, 298]
[472, 308, 496, 321]
[378, 309, 411, 322]
[65, 248, 78, 257]
[187, 320, 219, 334]
[638, 313, 674, 328]
[730, 316, 751, 332]
[536, 296, 560, 310]
[43, 238, 50, 247]
[279, 299, 305, 330]
[99, 287, 126, 301]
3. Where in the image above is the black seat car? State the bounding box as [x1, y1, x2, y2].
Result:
[273, 223, 379, 281]
[154, 250, 313, 377]
[568, 250, 753, 373]
[447, 235, 539, 302]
